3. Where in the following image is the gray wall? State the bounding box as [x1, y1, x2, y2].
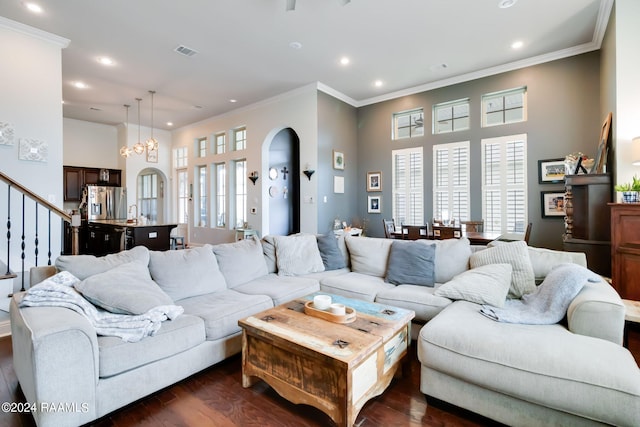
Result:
[356, 52, 602, 249]
[317, 91, 359, 234]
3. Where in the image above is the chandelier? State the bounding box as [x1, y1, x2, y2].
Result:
[119, 91, 159, 158]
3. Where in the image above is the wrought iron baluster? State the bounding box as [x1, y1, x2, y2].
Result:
[21, 193, 25, 292]
[47, 211, 52, 265]
[5, 184, 10, 275]
[34, 201, 39, 267]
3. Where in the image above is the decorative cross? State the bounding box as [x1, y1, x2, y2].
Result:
[280, 166, 289, 180]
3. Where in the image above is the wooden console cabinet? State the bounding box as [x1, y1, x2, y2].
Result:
[563, 174, 612, 277]
[610, 203, 640, 300]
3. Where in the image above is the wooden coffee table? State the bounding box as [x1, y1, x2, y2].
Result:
[238, 293, 415, 427]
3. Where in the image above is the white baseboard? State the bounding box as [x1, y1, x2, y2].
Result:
[0, 320, 10, 337]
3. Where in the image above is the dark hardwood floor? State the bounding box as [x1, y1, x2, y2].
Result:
[1, 326, 639, 427]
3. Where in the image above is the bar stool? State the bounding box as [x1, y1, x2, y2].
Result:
[170, 236, 185, 250]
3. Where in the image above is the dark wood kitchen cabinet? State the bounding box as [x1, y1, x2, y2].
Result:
[63, 166, 122, 201]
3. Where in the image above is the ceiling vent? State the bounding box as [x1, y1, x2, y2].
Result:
[174, 45, 198, 57]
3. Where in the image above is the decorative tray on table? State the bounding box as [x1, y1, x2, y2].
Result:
[303, 301, 357, 324]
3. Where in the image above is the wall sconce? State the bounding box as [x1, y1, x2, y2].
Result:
[248, 171, 259, 185]
[632, 136, 640, 166]
[303, 163, 315, 181]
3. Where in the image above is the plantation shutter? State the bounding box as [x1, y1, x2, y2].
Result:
[433, 142, 470, 222]
[392, 147, 423, 225]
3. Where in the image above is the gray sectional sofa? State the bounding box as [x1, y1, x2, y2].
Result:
[10, 234, 640, 427]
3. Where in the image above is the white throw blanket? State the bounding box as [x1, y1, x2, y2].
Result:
[480, 263, 600, 324]
[19, 272, 183, 342]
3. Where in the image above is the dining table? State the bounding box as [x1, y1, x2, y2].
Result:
[390, 228, 501, 245]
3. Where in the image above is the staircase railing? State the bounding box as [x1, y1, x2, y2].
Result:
[0, 170, 79, 291]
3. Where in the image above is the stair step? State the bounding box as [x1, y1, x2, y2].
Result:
[0, 273, 17, 280]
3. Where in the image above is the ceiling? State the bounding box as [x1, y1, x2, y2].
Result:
[0, 0, 611, 131]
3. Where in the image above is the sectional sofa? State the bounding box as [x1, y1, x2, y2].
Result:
[10, 234, 640, 427]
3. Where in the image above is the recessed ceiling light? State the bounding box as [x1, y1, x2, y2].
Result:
[374, 80, 383, 87]
[229, 99, 237, 103]
[166, 122, 173, 127]
[498, 0, 517, 8]
[97, 56, 114, 66]
[340, 57, 350, 66]
[511, 40, 524, 49]
[289, 41, 302, 50]
[72, 81, 88, 89]
[24, 2, 43, 13]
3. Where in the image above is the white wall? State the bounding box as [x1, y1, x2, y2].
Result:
[171, 84, 319, 245]
[63, 118, 118, 168]
[0, 17, 69, 268]
[614, 0, 640, 187]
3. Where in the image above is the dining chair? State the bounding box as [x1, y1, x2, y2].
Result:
[461, 220, 484, 232]
[432, 225, 462, 240]
[401, 225, 423, 240]
[382, 219, 396, 238]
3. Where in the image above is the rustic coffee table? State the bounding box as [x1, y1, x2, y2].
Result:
[238, 293, 414, 427]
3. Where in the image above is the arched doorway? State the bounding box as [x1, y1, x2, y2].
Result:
[136, 167, 166, 224]
[267, 128, 300, 235]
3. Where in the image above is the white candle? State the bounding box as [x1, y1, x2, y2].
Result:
[313, 295, 332, 310]
[329, 303, 346, 315]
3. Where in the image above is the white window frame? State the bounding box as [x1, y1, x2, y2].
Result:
[215, 132, 226, 155]
[174, 147, 188, 168]
[391, 147, 423, 226]
[433, 98, 470, 134]
[481, 134, 528, 233]
[482, 87, 527, 127]
[214, 162, 226, 228]
[176, 168, 189, 224]
[196, 165, 207, 227]
[234, 159, 247, 228]
[196, 137, 207, 158]
[392, 108, 424, 140]
[433, 141, 470, 222]
[234, 127, 247, 151]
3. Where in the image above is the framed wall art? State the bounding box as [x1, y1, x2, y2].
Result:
[333, 176, 344, 193]
[18, 138, 48, 162]
[538, 158, 565, 184]
[146, 147, 158, 163]
[541, 191, 565, 218]
[367, 171, 382, 191]
[368, 195, 381, 213]
[333, 150, 345, 170]
[0, 122, 14, 146]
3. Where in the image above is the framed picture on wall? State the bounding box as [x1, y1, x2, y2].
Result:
[147, 148, 158, 163]
[333, 150, 345, 170]
[368, 195, 381, 213]
[333, 176, 344, 193]
[538, 158, 565, 184]
[367, 171, 382, 192]
[541, 191, 565, 218]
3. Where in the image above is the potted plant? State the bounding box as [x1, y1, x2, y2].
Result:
[614, 175, 640, 203]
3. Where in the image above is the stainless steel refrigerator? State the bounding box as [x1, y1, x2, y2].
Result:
[86, 185, 127, 220]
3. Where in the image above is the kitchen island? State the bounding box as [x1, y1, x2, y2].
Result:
[87, 220, 178, 255]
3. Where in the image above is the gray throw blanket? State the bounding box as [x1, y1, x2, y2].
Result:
[19, 271, 183, 342]
[480, 263, 600, 324]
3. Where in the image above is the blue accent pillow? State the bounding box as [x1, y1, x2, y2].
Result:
[386, 240, 436, 287]
[316, 234, 346, 271]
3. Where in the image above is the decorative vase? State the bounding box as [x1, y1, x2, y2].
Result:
[621, 191, 639, 203]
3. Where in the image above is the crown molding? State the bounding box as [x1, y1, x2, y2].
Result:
[0, 16, 70, 48]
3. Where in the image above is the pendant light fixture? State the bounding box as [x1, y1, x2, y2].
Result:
[145, 90, 158, 151]
[119, 104, 132, 157]
[132, 97, 145, 155]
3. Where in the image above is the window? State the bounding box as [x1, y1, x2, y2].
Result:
[481, 134, 527, 233]
[214, 163, 226, 227]
[176, 169, 188, 224]
[196, 166, 207, 227]
[433, 99, 470, 134]
[393, 109, 424, 140]
[138, 172, 158, 223]
[392, 147, 423, 225]
[197, 137, 207, 157]
[174, 147, 188, 168]
[215, 132, 226, 155]
[482, 87, 526, 127]
[234, 159, 247, 227]
[433, 142, 470, 222]
[234, 127, 247, 151]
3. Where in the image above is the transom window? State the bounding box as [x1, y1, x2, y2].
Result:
[433, 141, 470, 222]
[234, 127, 247, 151]
[482, 87, 527, 127]
[392, 147, 423, 225]
[174, 147, 188, 168]
[393, 109, 424, 140]
[215, 132, 226, 155]
[481, 134, 527, 233]
[433, 99, 470, 134]
[197, 137, 207, 157]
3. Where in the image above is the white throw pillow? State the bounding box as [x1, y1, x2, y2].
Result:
[55, 246, 150, 280]
[432, 238, 472, 283]
[212, 236, 269, 288]
[273, 234, 325, 276]
[345, 236, 393, 277]
[470, 241, 535, 298]
[435, 263, 512, 307]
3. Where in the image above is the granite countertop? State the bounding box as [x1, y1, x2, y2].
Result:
[89, 219, 177, 228]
